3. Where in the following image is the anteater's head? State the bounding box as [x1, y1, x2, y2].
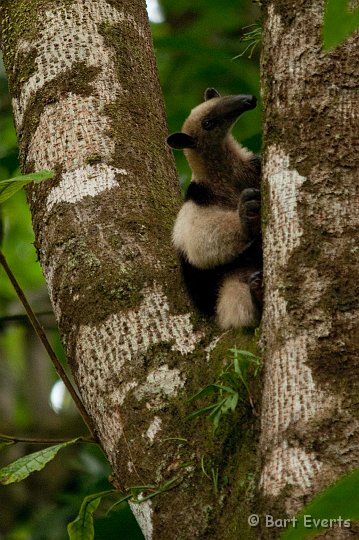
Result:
[167, 88, 256, 152]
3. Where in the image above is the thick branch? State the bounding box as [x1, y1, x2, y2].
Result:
[260, 0, 359, 526]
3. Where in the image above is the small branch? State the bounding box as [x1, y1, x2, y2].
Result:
[0, 311, 55, 325]
[0, 433, 96, 445]
[0, 250, 97, 441]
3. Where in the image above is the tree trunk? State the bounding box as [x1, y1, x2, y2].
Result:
[260, 0, 359, 533]
[0, 1, 260, 538]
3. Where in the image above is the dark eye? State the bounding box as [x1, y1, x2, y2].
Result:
[202, 118, 216, 130]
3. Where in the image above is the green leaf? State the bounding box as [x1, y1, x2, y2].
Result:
[219, 393, 240, 414]
[68, 490, 114, 540]
[227, 393, 239, 412]
[208, 400, 226, 417]
[229, 348, 260, 360]
[233, 355, 241, 374]
[190, 383, 236, 404]
[189, 384, 220, 401]
[0, 170, 54, 205]
[211, 405, 224, 431]
[188, 402, 219, 419]
[281, 467, 359, 539]
[213, 383, 237, 394]
[0, 438, 79, 485]
[323, 0, 359, 50]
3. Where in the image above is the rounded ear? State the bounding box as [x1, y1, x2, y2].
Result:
[204, 88, 221, 101]
[167, 132, 196, 149]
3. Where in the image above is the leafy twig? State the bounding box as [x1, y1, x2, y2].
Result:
[233, 24, 262, 60]
[189, 348, 262, 431]
[0, 438, 81, 485]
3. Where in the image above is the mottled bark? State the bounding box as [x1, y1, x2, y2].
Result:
[0, 1, 260, 538]
[260, 0, 359, 534]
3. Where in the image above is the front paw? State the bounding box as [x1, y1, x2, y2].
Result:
[239, 188, 261, 237]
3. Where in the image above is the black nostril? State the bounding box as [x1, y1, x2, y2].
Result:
[244, 95, 257, 108]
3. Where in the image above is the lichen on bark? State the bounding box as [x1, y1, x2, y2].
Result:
[260, 0, 359, 529]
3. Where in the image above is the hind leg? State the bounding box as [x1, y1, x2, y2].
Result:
[216, 275, 258, 329]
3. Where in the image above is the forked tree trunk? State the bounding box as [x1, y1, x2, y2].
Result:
[3, 0, 357, 538]
[260, 0, 359, 536]
[0, 1, 260, 538]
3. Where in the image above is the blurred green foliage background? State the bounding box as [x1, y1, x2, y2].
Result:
[0, 1, 261, 538]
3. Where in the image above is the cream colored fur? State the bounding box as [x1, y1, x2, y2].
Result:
[172, 201, 251, 269]
[216, 276, 256, 329]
